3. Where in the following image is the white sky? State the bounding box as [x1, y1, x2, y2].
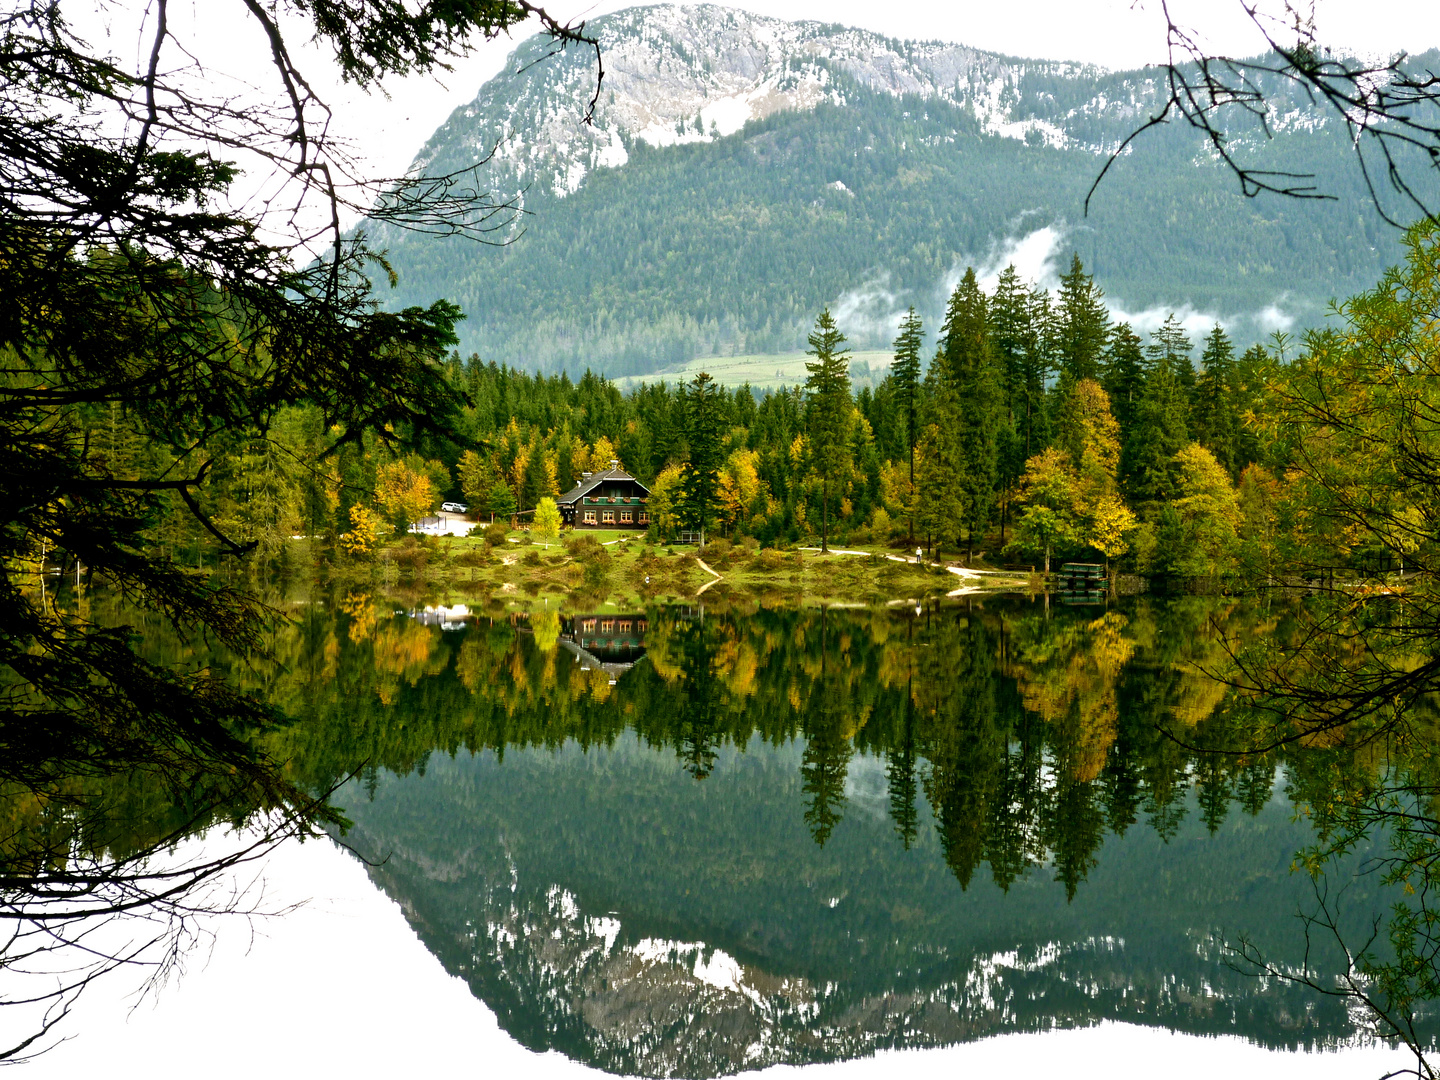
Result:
[69, 0, 1440, 204]
[312, 0, 1440, 183]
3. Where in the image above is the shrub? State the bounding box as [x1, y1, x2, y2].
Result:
[522, 549, 541, 567]
[482, 522, 510, 547]
[568, 534, 606, 561]
[752, 548, 791, 572]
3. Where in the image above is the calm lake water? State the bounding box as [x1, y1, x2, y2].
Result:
[7, 593, 1422, 1076]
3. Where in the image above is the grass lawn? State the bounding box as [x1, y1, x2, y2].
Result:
[608, 350, 895, 393]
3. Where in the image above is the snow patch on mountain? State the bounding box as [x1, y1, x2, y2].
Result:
[409, 3, 1149, 201]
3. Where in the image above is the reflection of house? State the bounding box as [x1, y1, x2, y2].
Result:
[559, 613, 648, 682]
[556, 466, 651, 529]
[408, 604, 474, 631]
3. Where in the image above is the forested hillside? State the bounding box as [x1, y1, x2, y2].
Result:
[365, 4, 1423, 376]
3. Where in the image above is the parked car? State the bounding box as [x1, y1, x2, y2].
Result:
[440, 502, 468, 514]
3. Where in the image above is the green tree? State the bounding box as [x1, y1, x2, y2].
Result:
[1123, 322, 1193, 504]
[1193, 325, 1241, 477]
[0, 0, 598, 1052]
[678, 372, 725, 545]
[485, 480, 518, 524]
[1055, 254, 1111, 386]
[939, 268, 1001, 560]
[1101, 322, 1146, 435]
[890, 308, 924, 540]
[803, 310, 853, 553]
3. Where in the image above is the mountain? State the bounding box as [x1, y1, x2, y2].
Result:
[364, 4, 1418, 377]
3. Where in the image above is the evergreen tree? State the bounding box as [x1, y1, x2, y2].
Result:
[1123, 338, 1192, 503]
[1193, 325, 1241, 477]
[485, 480, 518, 524]
[1022, 283, 1059, 454]
[939, 268, 1001, 560]
[988, 267, 1032, 540]
[1101, 322, 1146, 435]
[890, 308, 925, 540]
[678, 371, 725, 544]
[1148, 315, 1196, 408]
[803, 309, 853, 553]
[1055, 254, 1111, 386]
[989, 266, 1031, 421]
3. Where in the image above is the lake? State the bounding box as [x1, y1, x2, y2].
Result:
[4, 593, 1421, 1076]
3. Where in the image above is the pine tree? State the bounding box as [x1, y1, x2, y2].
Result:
[1101, 322, 1146, 435]
[678, 371, 725, 545]
[890, 308, 924, 541]
[1123, 338, 1191, 504]
[1193, 324, 1241, 477]
[939, 268, 1001, 561]
[804, 310, 853, 553]
[1055, 254, 1111, 386]
[988, 267, 1032, 540]
[1022, 283, 1059, 455]
[989, 265, 1030, 420]
[1148, 315, 1195, 409]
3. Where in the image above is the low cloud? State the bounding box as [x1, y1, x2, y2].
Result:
[826, 222, 1308, 355]
[829, 272, 908, 343]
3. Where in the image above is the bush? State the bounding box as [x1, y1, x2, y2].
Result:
[752, 548, 792, 572]
[568, 534, 606, 561]
[482, 522, 510, 547]
[521, 548, 542, 567]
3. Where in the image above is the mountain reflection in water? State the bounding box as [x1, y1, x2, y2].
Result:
[207, 593, 1394, 1078]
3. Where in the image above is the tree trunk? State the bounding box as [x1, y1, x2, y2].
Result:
[907, 441, 914, 544]
[822, 475, 829, 553]
[1044, 544, 1051, 575]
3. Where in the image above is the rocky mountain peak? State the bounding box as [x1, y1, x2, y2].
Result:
[411, 4, 1119, 200]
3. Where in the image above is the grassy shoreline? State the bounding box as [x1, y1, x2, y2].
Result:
[303, 527, 1036, 612]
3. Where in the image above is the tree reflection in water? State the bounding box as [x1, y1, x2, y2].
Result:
[9, 588, 1435, 1072]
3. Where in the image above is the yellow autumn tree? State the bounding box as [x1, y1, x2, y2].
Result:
[374, 460, 436, 532]
[718, 448, 763, 533]
[340, 503, 388, 556]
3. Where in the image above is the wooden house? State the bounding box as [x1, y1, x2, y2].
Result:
[556, 466, 651, 530]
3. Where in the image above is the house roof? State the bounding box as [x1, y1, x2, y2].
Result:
[556, 467, 651, 505]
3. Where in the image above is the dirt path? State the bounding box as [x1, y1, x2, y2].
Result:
[695, 557, 723, 596]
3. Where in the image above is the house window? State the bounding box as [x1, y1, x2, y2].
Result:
[602, 510, 615, 523]
[619, 511, 632, 524]
[638, 511, 649, 524]
[619, 620, 632, 633]
[582, 619, 597, 632]
[601, 620, 614, 633]
[583, 511, 596, 524]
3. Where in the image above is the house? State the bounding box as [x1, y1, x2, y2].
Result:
[556, 465, 651, 530]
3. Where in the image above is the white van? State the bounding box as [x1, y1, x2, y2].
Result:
[440, 502, 468, 514]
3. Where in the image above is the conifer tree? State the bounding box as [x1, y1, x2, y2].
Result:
[988, 267, 1032, 539]
[890, 308, 925, 540]
[1123, 335, 1192, 503]
[1055, 254, 1111, 386]
[1022, 283, 1059, 454]
[989, 266, 1031, 420]
[804, 310, 853, 553]
[939, 268, 1001, 560]
[678, 371, 725, 545]
[1148, 315, 1196, 406]
[1101, 322, 1146, 435]
[1193, 325, 1241, 477]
